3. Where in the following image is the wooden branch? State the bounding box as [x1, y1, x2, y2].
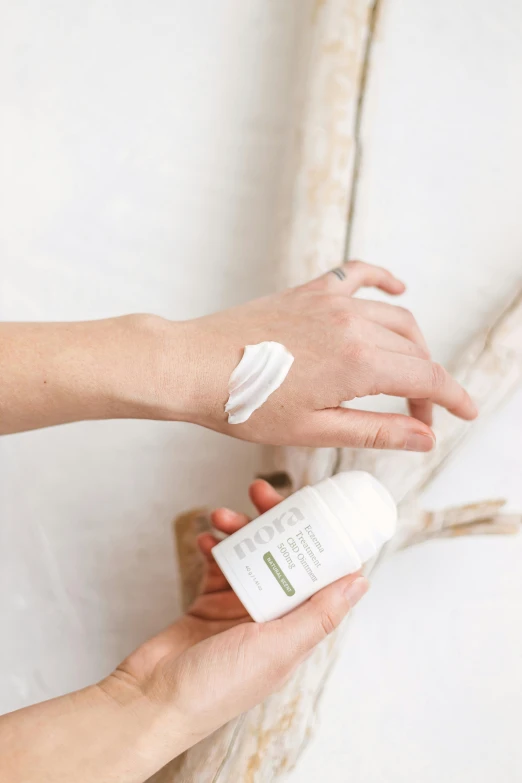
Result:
[274, 0, 378, 290]
[173, 509, 212, 609]
[403, 501, 522, 547]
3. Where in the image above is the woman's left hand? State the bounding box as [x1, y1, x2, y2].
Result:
[0, 482, 367, 783]
[105, 480, 368, 760]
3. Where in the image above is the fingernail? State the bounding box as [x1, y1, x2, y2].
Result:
[343, 576, 369, 607]
[404, 432, 436, 452]
[217, 507, 235, 520]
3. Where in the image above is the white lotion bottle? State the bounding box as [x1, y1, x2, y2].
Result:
[212, 471, 397, 622]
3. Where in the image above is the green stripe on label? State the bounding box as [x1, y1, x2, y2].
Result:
[263, 552, 295, 596]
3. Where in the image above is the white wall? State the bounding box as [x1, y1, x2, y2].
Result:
[0, 0, 303, 711]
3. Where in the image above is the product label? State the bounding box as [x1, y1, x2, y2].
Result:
[263, 552, 296, 596]
[214, 487, 361, 622]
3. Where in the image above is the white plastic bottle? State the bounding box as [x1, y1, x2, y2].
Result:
[212, 471, 397, 622]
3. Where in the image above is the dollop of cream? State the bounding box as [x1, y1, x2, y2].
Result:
[225, 342, 294, 425]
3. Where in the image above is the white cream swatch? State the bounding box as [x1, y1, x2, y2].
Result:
[225, 342, 295, 425]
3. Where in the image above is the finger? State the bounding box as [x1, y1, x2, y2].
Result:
[350, 298, 429, 354]
[367, 319, 432, 425]
[304, 260, 405, 297]
[197, 532, 221, 560]
[304, 408, 436, 451]
[359, 319, 429, 359]
[189, 590, 249, 621]
[249, 480, 284, 515]
[211, 507, 250, 535]
[197, 532, 230, 593]
[373, 353, 478, 420]
[407, 398, 432, 427]
[268, 574, 369, 665]
[350, 302, 433, 425]
[352, 320, 432, 424]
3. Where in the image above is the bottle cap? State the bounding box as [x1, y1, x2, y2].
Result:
[315, 471, 397, 563]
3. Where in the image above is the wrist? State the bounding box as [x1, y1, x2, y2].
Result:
[95, 673, 192, 775]
[99, 314, 194, 423]
[132, 315, 231, 426]
[116, 314, 234, 428]
[0, 678, 188, 783]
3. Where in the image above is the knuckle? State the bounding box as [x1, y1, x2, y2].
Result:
[346, 259, 363, 272]
[319, 607, 338, 637]
[344, 340, 371, 365]
[327, 293, 348, 310]
[332, 307, 355, 330]
[316, 291, 340, 310]
[430, 362, 447, 389]
[365, 422, 392, 450]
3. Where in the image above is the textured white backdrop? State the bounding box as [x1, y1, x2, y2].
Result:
[1, 2, 521, 781]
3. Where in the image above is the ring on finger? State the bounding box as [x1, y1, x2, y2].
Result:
[329, 266, 347, 282]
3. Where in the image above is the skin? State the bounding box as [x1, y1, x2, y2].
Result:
[0, 260, 477, 448]
[0, 481, 369, 782]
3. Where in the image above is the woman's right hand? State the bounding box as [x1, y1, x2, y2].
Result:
[158, 261, 477, 451]
[1, 261, 476, 447]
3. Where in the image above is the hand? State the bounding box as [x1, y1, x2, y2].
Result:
[170, 260, 477, 451]
[1, 260, 477, 446]
[105, 480, 369, 757]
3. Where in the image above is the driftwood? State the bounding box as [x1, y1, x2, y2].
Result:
[150, 292, 522, 783]
[150, 1, 522, 779]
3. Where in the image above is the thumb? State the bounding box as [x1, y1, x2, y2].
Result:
[269, 573, 369, 666]
[311, 408, 436, 452]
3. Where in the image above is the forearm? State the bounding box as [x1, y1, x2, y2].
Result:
[0, 315, 192, 434]
[0, 680, 186, 783]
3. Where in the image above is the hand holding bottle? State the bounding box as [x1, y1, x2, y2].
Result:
[103, 480, 369, 764]
[0, 480, 368, 782]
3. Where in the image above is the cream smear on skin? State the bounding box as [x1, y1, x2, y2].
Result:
[225, 342, 294, 425]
